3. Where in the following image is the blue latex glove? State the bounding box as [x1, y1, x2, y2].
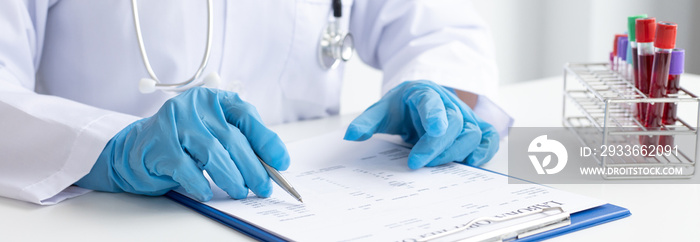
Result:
[344, 80, 499, 169]
[75, 87, 290, 202]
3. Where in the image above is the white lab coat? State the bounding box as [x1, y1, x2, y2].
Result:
[0, 0, 510, 204]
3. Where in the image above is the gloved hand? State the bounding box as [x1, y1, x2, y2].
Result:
[75, 87, 290, 202]
[344, 80, 499, 169]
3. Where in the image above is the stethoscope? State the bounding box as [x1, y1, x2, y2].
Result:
[132, 0, 353, 94]
[318, 0, 354, 70]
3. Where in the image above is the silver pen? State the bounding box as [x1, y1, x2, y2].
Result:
[257, 156, 303, 203]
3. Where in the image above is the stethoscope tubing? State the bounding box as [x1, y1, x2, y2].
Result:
[132, 0, 349, 93]
[131, 0, 214, 89]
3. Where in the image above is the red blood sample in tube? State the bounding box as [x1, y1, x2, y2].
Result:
[637, 54, 654, 120]
[644, 51, 672, 128]
[662, 49, 685, 125]
[635, 18, 656, 122]
[659, 49, 684, 147]
[661, 74, 680, 124]
[631, 46, 641, 120]
[641, 22, 677, 150]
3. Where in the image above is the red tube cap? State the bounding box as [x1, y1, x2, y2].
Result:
[612, 34, 627, 56]
[635, 17, 656, 43]
[654, 22, 677, 49]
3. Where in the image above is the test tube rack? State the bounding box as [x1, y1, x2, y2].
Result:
[562, 63, 699, 179]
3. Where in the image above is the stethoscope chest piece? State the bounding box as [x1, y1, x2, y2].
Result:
[318, 22, 354, 70]
[318, 0, 353, 70]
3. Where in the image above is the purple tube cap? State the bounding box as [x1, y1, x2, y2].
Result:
[670, 49, 685, 75]
[617, 37, 628, 59]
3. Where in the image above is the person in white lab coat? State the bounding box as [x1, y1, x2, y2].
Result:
[0, 0, 512, 205]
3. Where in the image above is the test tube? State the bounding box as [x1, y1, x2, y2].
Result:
[626, 41, 634, 81]
[617, 36, 628, 78]
[635, 17, 656, 122]
[659, 49, 685, 147]
[662, 49, 685, 125]
[641, 22, 677, 149]
[627, 14, 647, 84]
[627, 14, 648, 119]
[611, 34, 626, 71]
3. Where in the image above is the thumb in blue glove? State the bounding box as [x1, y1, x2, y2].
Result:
[75, 87, 290, 202]
[344, 80, 499, 169]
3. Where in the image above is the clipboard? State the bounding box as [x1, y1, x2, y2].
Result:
[165, 178, 630, 241]
[164, 131, 630, 241]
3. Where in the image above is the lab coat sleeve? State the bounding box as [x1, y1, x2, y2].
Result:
[350, 0, 513, 136]
[0, 0, 139, 205]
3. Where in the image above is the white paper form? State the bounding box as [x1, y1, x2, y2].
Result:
[186, 132, 606, 241]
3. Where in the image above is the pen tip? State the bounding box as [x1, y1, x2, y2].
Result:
[299, 198, 304, 203]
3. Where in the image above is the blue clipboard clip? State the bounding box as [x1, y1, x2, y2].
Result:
[412, 207, 571, 242]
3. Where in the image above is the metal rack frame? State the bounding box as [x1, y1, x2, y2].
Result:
[562, 63, 699, 179]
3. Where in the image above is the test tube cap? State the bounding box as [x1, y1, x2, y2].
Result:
[612, 34, 627, 56]
[627, 14, 648, 42]
[654, 22, 677, 49]
[617, 36, 628, 60]
[635, 17, 656, 43]
[669, 49, 685, 75]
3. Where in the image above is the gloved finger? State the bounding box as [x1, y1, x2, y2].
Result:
[424, 122, 482, 167]
[179, 127, 249, 200]
[439, 86, 500, 166]
[439, 86, 477, 122]
[405, 86, 448, 137]
[465, 122, 500, 167]
[147, 150, 214, 202]
[219, 93, 290, 171]
[407, 107, 463, 169]
[213, 125, 273, 198]
[344, 100, 392, 141]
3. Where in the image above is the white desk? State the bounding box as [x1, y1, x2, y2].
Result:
[2, 75, 699, 241]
